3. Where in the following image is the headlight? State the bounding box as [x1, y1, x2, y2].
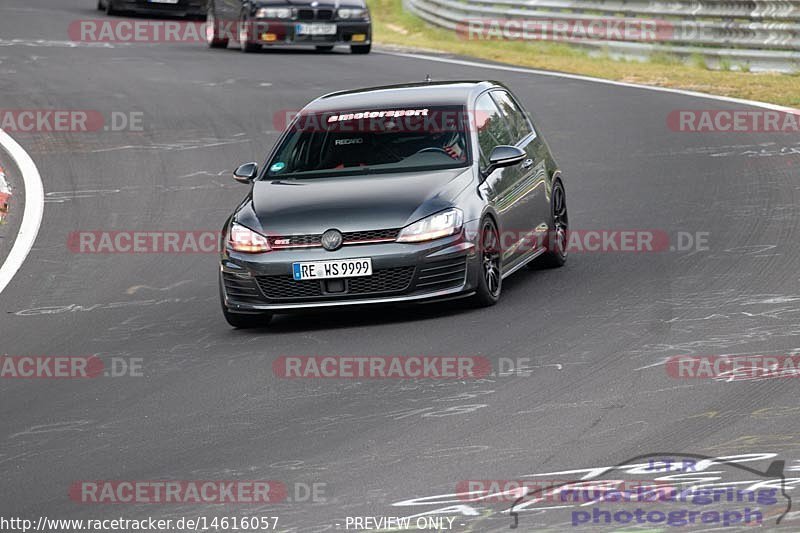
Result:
[255, 7, 293, 19]
[397, 209, 463, 243]
[338, 8, 368, 19]
[228, 222, 271, 253]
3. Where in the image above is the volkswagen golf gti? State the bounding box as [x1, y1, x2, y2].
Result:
[219, 81, 568, 328]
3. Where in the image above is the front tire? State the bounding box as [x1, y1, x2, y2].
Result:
[206, 8, 230, 49]
[350, 44, 371, 54]
[239, 16, 260, 53]
[472, 217, 502, 307]
[535, 179, 568, 268]
[97, 0, 104, 11]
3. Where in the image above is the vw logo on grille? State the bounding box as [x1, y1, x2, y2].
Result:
[321, 229, 343, 251]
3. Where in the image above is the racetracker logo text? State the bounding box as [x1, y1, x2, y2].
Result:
[69, 481, 288, 504]
[273, 356, 492, 379]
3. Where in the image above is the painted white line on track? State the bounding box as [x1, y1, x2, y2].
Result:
[0, 129, 44, 295]
[378, 50, 800, 113]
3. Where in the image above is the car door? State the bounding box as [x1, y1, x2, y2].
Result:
[489, 90, 551, 265]
[474, 91, 526, 268]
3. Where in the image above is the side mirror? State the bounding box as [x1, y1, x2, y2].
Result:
[233, 162, 258, 184]
[483, 145, 526, 177]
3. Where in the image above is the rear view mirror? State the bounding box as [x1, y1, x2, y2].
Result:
[233, 162, 258, 184]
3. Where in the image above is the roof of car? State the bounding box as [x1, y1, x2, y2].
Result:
[303, 81, 501, 112]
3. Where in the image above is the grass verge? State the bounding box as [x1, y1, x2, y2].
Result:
[367, 0, 800, 108]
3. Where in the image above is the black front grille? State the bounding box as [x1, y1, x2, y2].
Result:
[296, 8, 333, 20]
[256, 276, 323, 299]
[344, 228, 400, 243]
[256, 266, 415, 301]
[297, 9, 315, 20]
[348, 267, 414, 294]
[269, 234, 322, 248]
[269, 228, 399, 249]
[415, 257, 467, 292]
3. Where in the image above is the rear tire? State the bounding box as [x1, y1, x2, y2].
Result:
[535, 179, 568, 268]
[471, 217, 502, 307]
[350, 44, 371, 54]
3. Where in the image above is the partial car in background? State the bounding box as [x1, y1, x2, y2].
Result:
[98, 0, 207, 18]
[206, 0, 371, 53]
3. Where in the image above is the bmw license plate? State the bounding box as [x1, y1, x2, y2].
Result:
[295, 23, 337, 36]
[292, 258, 372, 280]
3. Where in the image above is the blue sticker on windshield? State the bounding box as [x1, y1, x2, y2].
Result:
[270, 162, 286, 173]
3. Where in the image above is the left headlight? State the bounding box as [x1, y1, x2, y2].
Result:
[397, 208, 463, 243]
[228, 222, 271, 253]
[338, 8, 369, 19]
[255, 7, 293, 19]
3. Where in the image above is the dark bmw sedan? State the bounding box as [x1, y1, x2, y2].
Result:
[206, 0, 371, 53]
[219, 81, 568, 328]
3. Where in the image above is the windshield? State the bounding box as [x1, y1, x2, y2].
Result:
[266, 106, 471, 178]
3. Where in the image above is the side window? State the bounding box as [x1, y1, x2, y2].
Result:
[474, 92, 513, 168]
[491, 90, 534, 143]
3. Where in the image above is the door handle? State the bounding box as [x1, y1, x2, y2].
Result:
[521, 158, 534, 169]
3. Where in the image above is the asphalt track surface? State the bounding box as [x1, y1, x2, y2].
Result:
[1, 1, 800, 531]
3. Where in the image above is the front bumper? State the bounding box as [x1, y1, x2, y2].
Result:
[246, 20, 371, 46]
[112, 0, 206, 17]
[220, 233, 479, 312]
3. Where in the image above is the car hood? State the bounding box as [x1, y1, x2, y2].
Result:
[236, 167, 473, 235]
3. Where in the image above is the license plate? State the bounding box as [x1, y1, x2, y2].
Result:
[295, 23, 337, 36]
[292, 258, 372, 280]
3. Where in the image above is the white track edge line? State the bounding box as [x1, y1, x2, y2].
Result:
[0, 129, 44, 295]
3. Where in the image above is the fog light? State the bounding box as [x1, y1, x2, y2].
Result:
[261, 33, 278, 42]
[351, 34, 366, 42]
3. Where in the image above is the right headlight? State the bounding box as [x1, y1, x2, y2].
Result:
[255, 7, 293, 19]
[338, 8, 369, 19]
[397, 208, 463, 243]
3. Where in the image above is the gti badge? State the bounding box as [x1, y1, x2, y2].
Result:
[321, 229, 343, 251]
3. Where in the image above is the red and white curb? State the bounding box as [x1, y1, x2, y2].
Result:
[0, 165, 10, 223]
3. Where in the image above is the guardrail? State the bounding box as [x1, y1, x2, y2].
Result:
[403, 0, 800, 72]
